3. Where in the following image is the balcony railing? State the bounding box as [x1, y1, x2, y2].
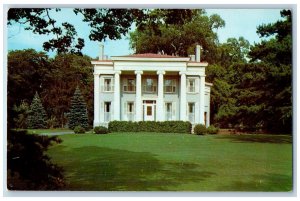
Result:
[104, 112, 111, 122]
[164, 86, 176, 93]
[143, 85, 157, 93]
[188, 113, 195, 123]
[123, 85, 136, 92]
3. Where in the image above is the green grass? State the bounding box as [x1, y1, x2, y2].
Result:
[47, 132, 293, 191]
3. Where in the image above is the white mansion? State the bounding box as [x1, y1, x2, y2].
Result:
[92, 44, 212, 127]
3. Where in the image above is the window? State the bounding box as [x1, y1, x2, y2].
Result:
[124, 78, 136, 92]
[104, 78, 113, 92]
[164, 79, 176, 93]
[143, 78, 157, 93]
[187, 79, 195, 93]
[104, 102, 111, 122]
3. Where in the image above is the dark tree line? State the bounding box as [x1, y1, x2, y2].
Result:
[8, 49, 93, 129]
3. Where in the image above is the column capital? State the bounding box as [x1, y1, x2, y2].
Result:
[157, 70, 165, 75]
[93, 73, 100, 76]
[114, 70, 121, 75]
[179, 71, 187, 75]
[135, 70, 143, 75]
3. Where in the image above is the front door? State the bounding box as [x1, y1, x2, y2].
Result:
[144, 103, 155, 121]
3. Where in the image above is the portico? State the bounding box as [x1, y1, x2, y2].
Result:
[92, 45, 212, 127]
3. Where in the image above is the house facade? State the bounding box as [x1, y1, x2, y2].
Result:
[92, 44, 212, 127]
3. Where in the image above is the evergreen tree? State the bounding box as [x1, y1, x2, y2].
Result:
[27, 92, 47, 129]
[68, 86, 89, 129]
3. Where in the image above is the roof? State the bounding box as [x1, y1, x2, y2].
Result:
[115, 53, 186, 58]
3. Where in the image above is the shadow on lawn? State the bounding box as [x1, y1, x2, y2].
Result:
[52, 145, 215, 191]
[215, 134, 292, 144]
[217, 173, 293, 192]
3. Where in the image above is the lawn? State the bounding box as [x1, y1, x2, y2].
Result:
[46, 132, 293, 191]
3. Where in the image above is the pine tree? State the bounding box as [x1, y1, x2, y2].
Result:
[68, 86, 89, 129]
[27, 92, 47, 129]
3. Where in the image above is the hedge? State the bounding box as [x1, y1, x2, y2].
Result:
[108, 121, 192, 134]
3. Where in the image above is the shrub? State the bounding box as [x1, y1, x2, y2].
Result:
[74, 125, 85, 134]
[94, 126, 108, 134]
[108, 121, 191, 134]
[207, 125, 219, 134]
[193, 124, 207, 135]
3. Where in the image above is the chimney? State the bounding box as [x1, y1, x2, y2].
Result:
[196, 44, 201, 62]
[189, 55, 195, 62]
[99, 43, 104, 60]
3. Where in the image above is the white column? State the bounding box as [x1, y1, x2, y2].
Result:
[199, 75, 205, 125]
[179, 72, 187, 121]
[135, 71, 143, 121]
[114, 71, 121, 120]
[156, 70, 165, 121]
[93, 73, 100, 127]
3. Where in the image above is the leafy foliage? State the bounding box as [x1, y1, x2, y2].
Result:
[94, 126, 108, 134]
[8, 50, 93, 128]
[193, 124, 207, 135]
[27, 92, 47, 129]
[74, 125, 86, 134]
[108, 121, 192, 134]
[129, 9, 225, 63]
[12, 100, 30, 129]
[68, 87, 89, 129]
[7, 129, 65, 190]
[7, 49, 50, 128]
[8, 8, 148, 54]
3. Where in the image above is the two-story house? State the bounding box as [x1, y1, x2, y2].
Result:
[92, 44, 212, 127]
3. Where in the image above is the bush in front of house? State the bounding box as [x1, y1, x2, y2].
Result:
[108, 121, 191, 134]
[193, 124, 207, 135]
[74, 125, 86, 134]
[94, 126, 108, 134]
[207, 125, 219, 134]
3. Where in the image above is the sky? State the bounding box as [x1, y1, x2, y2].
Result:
[7, 8, 283, 59]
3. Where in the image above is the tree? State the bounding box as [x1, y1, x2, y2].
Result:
[27, 92, 47, 129]
[8, 8, 147, 54]
[68, 86, 89, 129]
[7, 49, 51, 128]
[42, 53, 93, 127]
[129, 9, 225, 63]
[247, 9, 292, 133]
[7, 129, 65, 190]
[211, 10, 292, 133]
[13, 100, 30, 129]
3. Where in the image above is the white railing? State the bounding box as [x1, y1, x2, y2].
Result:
[123, 85, 136, 92]
[188, 113, 195, 123]
[127, 112, 135, 121]
[104, 112, 111, 122]
[165, 112, 172, 121]
[143, 85, 157, 93]
[164, 86, 176, 93]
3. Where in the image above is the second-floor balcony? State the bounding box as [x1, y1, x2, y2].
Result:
[123, 85, 136, 92]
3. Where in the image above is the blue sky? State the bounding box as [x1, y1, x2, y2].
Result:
[7, 8, 283, 59]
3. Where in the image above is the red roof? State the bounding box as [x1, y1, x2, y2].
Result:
[116, 53, 186, 58]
